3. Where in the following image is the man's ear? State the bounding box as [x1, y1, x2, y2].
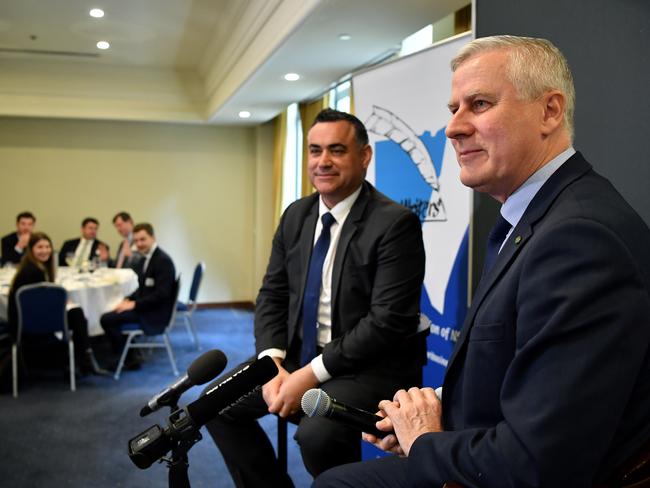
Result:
[540, 90, 566, 135]
[361, 144, 373, 170]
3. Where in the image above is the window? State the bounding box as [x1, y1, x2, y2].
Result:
[281, 103, 303, 211]
[329, 80, 351, 113]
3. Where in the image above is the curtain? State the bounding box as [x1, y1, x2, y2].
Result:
[272, 110, 287, 227]
[298, 94, 329, 198]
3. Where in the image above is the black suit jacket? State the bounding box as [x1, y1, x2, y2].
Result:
[255, 181, 427, 378]
[1, 232, 24, 266]
[129, 246, 176, 334]
[58, 238, 105, 267]
[407, 153, 650, 487]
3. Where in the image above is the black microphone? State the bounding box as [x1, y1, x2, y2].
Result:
[181, 355, 278, 428]
[301, 388, 388, 438]
[139, 349, 228, 417]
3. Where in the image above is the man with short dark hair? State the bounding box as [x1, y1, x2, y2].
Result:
[202, 108, 427, 487]
[315, 35, 650, 488]
[58, 217, 109, 267]
[1, 211, 36, 266]
[111, 211, 140, 269]
[100, 223, 176, 369]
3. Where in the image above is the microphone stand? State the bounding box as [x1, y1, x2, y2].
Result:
[164, 400, 202, 488]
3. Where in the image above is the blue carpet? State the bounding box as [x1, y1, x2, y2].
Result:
[0, 309, 312, 487]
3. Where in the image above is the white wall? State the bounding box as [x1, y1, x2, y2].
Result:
[0, 116, 275, 304]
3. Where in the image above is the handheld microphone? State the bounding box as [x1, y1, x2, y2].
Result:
[301, 388, 388, 438]
[139, 349, 228, 417]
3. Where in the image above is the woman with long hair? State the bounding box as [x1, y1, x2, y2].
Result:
[8, 232, 108, 376]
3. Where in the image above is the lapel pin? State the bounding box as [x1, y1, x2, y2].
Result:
[514, 235, 522, 245]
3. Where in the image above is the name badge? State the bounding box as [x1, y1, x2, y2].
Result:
[145, 277, 155, 287]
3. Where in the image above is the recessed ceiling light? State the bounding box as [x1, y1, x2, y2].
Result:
[89, 8, 104, 18]
[96, 41, 110, 50]
[238, 111, 251, 119]
[284, 73, 300, 81]
[339, 34, 351, 41]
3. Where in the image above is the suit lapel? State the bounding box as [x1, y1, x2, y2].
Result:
[297, 201, 319, 307]
[330, 183, 371, 319]
[446, 153, 592, 373]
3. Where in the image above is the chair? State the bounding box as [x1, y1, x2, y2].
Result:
[14, 283, 75, 397]
[113, 277, 181, 380]
[175, 262, 205, 350]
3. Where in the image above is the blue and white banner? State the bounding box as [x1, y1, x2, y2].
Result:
[353, 33, 473, 389]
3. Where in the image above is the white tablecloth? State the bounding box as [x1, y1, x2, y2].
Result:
[0, 266, 138, 336]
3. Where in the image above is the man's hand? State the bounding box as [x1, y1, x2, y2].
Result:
[362, 410, 405, 456]
[114, 299, 135, 313]
[97, 243, 110, 262]
[268, 364, 319, 418]
[262, 357, 289, 408]
[16, 232, 30, 250]
[375, 387, 443, 456]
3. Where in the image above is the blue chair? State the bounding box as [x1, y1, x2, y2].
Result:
[114, 277, 181, 380]
[175, 262, 205, 350]
[14, 283, 75, 397]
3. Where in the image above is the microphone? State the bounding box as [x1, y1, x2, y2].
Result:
[181, 355, 278, 427]
[301, 388, 388, 438]
[139, 349, 228, 417]
[129, 356, 278, 469]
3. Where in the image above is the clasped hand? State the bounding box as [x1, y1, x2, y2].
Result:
[262, 358, 318, 418]
[363, 387, 443, 456]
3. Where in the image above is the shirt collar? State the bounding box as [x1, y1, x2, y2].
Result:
[144, 242, 158, 260]
[318, 185, 363, 224]
[501, 147, 575, 228]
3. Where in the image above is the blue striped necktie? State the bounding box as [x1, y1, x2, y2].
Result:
[300, 212, 335, 366]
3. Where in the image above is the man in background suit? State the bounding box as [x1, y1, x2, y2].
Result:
[111, 211, 141, 269]
[100, 222, 176, 369]
[203, 109, 427, 487]
[58, 217, 109, 267]
[315, 36, 650, 488]
[1, 211, 35, 266]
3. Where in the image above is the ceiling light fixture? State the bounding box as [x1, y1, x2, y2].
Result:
[339, 34, 351, 41]
[238, 111, 251, 119]
[96, 41, 110, 50]
[284, 73, 300, 81]
[89, 8, 105, 18]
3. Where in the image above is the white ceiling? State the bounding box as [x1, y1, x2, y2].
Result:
[0, 0, 467, 125]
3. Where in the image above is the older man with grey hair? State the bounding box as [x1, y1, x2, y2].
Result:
[314, 35, 650, 488]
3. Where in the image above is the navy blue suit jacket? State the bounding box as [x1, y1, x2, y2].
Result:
[1, 232, 23, 266]
[129, 247, 176, 334]
[407, 153, 650, 487]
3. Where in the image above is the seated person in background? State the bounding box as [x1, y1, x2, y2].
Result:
[202, 109, 427, 487]
[1, 211, 36, 267]
[100, 223, 176, 370]
[59, 217, 110, 268]
[110, 211, 141, 269]
[8, 232, 108, 375]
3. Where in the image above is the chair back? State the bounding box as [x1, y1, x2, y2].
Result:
[165, 277, 182, 330]
[188, 262, 205, 304]
[15, 283, 69, 344]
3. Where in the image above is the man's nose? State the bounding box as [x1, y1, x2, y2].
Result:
[445, 108, 472, 140]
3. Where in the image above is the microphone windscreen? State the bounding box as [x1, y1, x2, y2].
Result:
[187, 349, 228, 385]
[185, 356, 277, 427]
[301, 388, 331, 417]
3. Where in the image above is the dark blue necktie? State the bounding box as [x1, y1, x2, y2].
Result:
[481, 214, 512, 279]
[301, 212, 336, 366]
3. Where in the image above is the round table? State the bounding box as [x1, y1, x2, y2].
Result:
[0, 266, 138, 336]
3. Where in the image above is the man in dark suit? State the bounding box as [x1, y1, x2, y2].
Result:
[203, 109, 427, 487]
[100, 222, 176, 369]
[58, 217, 109, 267]
[1, 211, 35, 266]
[315, 36, 650, 488]
[110, 211, 141, 269]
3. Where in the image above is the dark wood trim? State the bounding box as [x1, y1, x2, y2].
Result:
[196, 301, 254, 311]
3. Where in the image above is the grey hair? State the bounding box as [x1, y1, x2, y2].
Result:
[451, 35, 575, 140]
